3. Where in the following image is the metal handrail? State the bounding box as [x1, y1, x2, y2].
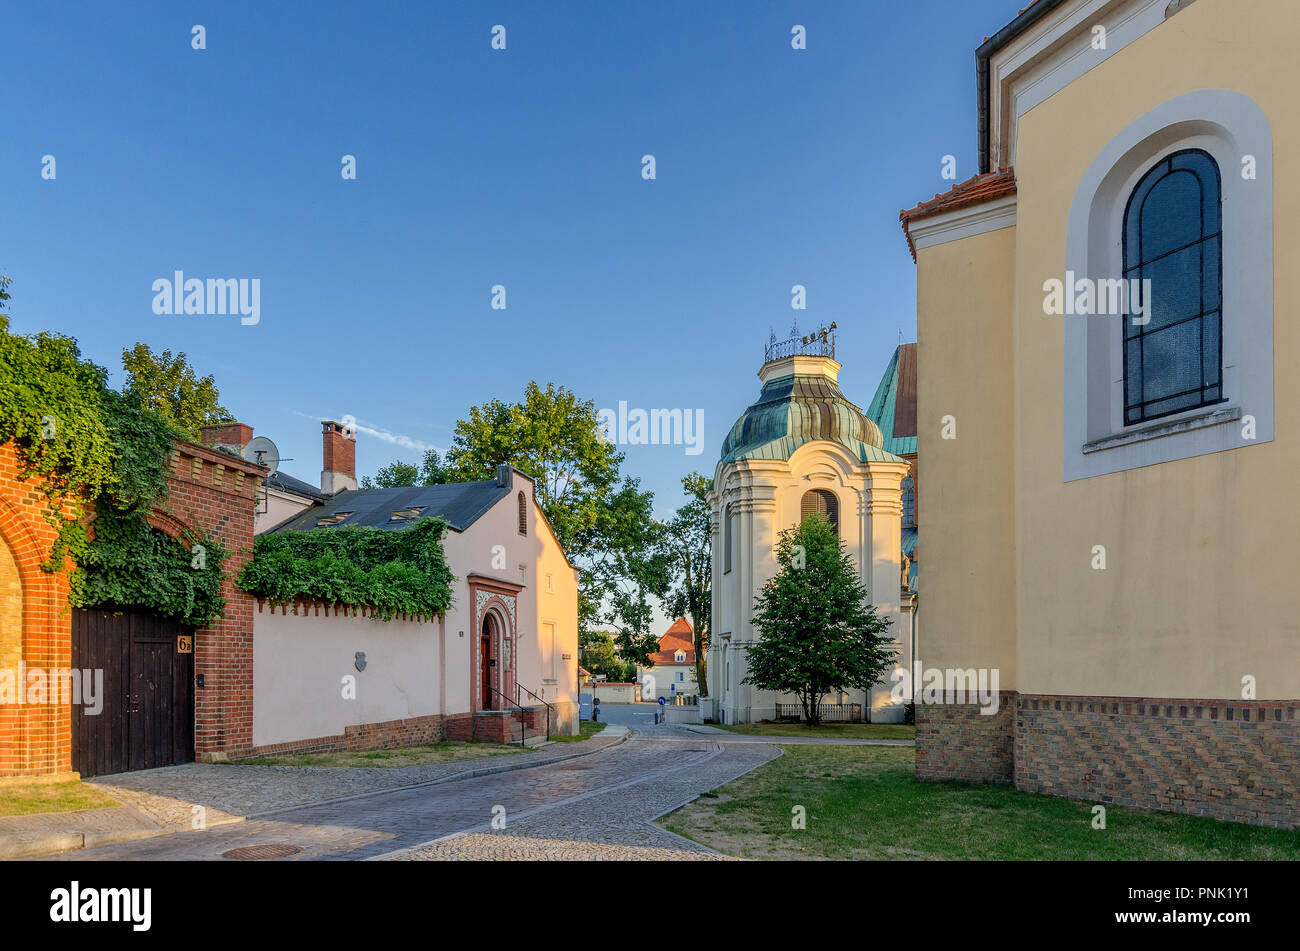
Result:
[514, 682, 553, 741]
[485, 684, 529, 747]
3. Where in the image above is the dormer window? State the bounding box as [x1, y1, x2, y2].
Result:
[674, 649, 686, 663]
[316, 511, 353, 527]
[388, 506, 426, 522]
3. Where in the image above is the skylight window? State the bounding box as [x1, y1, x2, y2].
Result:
[316, 511, 353, 526]
[388, 506, 427, 522]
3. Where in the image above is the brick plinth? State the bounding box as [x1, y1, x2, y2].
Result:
[1015, 695, 1300, 830]
[917, 690, 1300, 829]
[914, 691, 1015, 784]
[247, 712, 462, 758]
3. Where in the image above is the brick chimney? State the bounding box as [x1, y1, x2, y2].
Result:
[200, 422, 253, 453]
[321, 420, 357, 494]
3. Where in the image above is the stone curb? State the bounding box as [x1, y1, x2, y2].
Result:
[0, 828, 163, 860]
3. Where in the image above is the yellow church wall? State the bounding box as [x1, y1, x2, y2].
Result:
[1010, 0, 1298, 699]
[914, 226, 1018, 686]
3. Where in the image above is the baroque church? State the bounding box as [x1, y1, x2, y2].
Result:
[704, 328, 919, 724]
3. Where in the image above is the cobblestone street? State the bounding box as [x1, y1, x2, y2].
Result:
[38, 732, 778, 861]
[36, 709, 901, 861]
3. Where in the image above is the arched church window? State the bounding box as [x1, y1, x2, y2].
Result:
[800, 489, 839, 535]
[901, 475, 915, 527]
[1122, 148, 1223, 424]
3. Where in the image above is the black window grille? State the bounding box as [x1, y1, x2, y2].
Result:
[1122, 148, 1224, 424]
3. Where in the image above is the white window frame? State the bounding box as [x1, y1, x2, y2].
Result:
[1062, 89, 1273, 481]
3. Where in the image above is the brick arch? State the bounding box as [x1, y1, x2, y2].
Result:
[145, 509, 193, 540]
[0, 451, 73, 776]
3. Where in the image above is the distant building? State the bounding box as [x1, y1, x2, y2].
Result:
[638, 618, 701, 700]
[707, 329, 913, 724]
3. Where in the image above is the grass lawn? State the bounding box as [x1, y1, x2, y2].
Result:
[229, 741, 530, 768]
[713, 721, 915, 741]
[547, 720, 607, 743]
[0, 780, 120, 818]
[660, 745, 1300, 860]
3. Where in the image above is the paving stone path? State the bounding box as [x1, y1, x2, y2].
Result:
[41, 716, 892, 861]
[87, 735, 625, 823]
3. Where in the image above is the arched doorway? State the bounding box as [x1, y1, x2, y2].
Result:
[480, 613, 496, 710]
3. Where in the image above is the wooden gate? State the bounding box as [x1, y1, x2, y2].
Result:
[71, 609, 195, 778]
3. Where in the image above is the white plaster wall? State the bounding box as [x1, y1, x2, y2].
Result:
[255, 489, 314, 535]
[252, 608, 449, 747]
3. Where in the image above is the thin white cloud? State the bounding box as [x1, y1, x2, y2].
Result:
[292, 410, 439, 453]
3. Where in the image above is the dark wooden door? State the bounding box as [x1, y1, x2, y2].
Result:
[72, 609, 194, 778]
[480, 633, 492, 709]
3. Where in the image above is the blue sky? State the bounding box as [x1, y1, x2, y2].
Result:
[3, 0, 1018, 519]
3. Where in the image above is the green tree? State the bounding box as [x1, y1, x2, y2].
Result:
[659, 472, 712, 694]
[443, 381, 668, 663]
[744, 515, 896, 725]
[580, 630, 624, 681]
[120, 344, 233, 439]
[360, 460, 419, 489]
[361, 448, 455, 488]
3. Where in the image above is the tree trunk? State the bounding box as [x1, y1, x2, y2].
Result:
[692, 608, 708, 697]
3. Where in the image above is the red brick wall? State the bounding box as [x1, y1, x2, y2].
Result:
[157, 443, 263, 762]
[0, 438, 263, 776]
[0, 443, 74, 776]
[249, 712, 457, 758]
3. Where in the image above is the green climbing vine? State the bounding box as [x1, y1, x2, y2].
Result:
[237, 518, 455, 621]
[0, 299, 228, 627]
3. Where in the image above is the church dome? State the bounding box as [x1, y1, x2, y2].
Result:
[719, 353, 885, 466]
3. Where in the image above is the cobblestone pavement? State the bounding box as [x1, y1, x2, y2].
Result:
[387, 738, 778, 861]
[86, 735, 625, 823]
[43, 736, 774, 861]
[385, 833, 728, 861]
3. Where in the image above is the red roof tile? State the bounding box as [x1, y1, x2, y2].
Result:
[647, 617, 698, 665]
[899, 168, 1017, 260]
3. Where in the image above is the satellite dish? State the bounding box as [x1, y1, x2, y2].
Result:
[244, 436, 280, 473]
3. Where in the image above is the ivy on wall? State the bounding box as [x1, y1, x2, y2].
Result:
[0, 313, 228, 627]
[237, 518, 455, 621]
